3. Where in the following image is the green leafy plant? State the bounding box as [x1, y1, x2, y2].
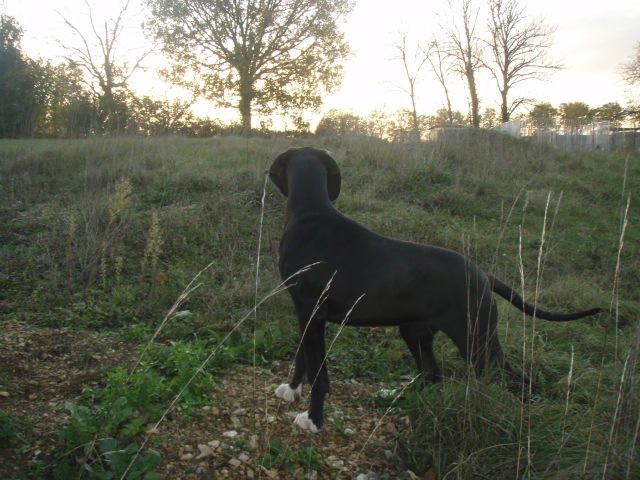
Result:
[55, 397, 163, 479]
[0, 409, 24, 448]
[259, 437, 320, 475]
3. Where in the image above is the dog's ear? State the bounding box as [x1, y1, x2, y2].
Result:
[321, 150, 341, 202]
[268, 149, 291, 197]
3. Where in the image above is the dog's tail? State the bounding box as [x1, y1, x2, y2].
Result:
[488, 275, 600, 322]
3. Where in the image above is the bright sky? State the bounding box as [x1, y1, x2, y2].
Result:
[4, 0, 640, 123]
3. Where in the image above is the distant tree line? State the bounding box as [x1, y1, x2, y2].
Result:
[0, 15, 241, 138]
[1, 16, 229, 138]
[387, 0, 640, 140]
[314, 100, 640, 141]
[528, 101, 640, 129]
[1, 0, 354, 138]
[2, 0, 639, 140]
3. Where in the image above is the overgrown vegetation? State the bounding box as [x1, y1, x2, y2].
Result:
[0, 133, 638, 478]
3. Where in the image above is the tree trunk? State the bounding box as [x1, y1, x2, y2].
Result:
[239, 77, 253, 135]
[501, 90, 510, 123]
[466, 66, 480, 128]
[410, 93, 421, 141]
[500, 70, 510, 122]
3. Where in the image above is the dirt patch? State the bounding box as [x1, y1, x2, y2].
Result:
[0, 321, 138, 478]
[0, 322, 424, 479]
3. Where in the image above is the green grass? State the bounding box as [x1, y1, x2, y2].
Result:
[1, 133, 638, 478]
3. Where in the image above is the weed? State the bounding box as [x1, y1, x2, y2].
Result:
[100, 178, 133, 289]
[0, 409, 25, 448]
[259, 437, 320, 476]
[142, 210, 164, 293]
[55, 398, 163, 480]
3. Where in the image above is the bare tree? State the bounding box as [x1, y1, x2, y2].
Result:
[422, 38, 455, 125]
[621, 41, 640, 88]
[484, 0, 562, 123]
[388, 30, 428, 141]
[59, 0, 152, 132]
[145, 0, 352, 134]
[440, 0, 483, 128]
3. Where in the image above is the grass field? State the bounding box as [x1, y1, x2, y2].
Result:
[0, 133, 638, 479]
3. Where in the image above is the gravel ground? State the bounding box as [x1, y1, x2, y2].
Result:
[0, 321, 428, 479]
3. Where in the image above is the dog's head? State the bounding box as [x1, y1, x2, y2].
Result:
[269, 147, 341, 202]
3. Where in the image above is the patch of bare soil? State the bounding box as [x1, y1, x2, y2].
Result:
[0, 322, 426, 479]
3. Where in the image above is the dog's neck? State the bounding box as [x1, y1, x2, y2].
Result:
[285, 160, 335, 218]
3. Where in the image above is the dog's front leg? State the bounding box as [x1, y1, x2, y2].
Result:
[275, 344, 305, 402]
[298, 316, 329, 433]
[274, 289, 331, 433]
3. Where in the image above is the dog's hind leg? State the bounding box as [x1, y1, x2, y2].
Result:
[445, 299, 537, 396]
[489, 341, 537, 396]
[476, 299, 537, 395]
[399, 324, 442, 383]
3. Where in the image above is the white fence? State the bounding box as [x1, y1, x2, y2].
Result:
[493, 118, 639, 152]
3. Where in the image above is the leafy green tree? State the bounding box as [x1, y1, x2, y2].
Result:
[559, 102, 592, 119]
[0, 16, 38, 137]
[315, 109, 370, 137]
[595, 102, 625, 128]
[481, 107, 498, 128]
[427, 107, 468, 129]
[529, 102, 558, 118]
[128, 95, 195, 135]
[145, 0, 353, 134]
[31, 61, 96, 137]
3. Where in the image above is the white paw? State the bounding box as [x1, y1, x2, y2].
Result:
[294, 411, 319, 433]
[275, 383, 301, 402]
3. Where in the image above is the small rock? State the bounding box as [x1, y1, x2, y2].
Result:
[228, 458, 242, 467]
[330, 460, 344, 468]
[344, 428, 355, 435]
[195, 444, 215, 459]
[238, 453, 250, 462]
[232, 407, 247, 415]
[180, 453, 194, 461]
[223, 430, 238, 438]
[208, 440, 221, 449]
[0, 391, 9, 397]
[356, 474, 380, 480]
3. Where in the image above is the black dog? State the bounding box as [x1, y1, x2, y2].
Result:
[269, 147, 599, 433]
